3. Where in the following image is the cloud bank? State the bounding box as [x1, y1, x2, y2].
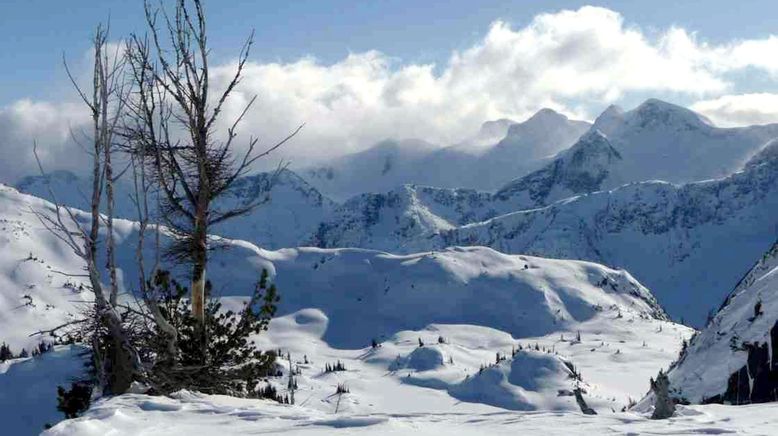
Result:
[4, 6, 778, 182]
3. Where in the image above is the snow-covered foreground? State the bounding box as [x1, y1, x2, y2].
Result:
[46, 391, 778, 435]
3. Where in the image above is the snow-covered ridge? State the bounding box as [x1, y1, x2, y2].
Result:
[493, 129, 623, 210]
[315, 147, 778, 325]
[667, 239, 778, 403]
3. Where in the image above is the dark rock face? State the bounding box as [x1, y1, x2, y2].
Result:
[720, 320, 778, 404]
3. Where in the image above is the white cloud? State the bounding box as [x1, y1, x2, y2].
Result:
[5, 5, 778, 182]
[691, 93, 778, 126]
[0, 100, 88, 182]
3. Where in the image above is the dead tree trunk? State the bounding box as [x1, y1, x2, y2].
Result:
[57, 23, 143, 395]
[132, 0, 301, 352]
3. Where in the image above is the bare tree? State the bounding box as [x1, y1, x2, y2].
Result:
[123, 34, 180, 366]
[33, 24, 142, 395]
[127, 0, 301, 342]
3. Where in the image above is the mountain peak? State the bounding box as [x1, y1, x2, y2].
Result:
[629, 98, 713, 130]
[502, 108, 589, 142]
[591, 104, 625, 134]
[477, 118, 516, 140]
[524, 108, 569, 126]
[562, 128, 622, 168]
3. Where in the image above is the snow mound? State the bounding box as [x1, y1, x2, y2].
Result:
[449, 351, 582, 411]
[391, 346, 447, 372]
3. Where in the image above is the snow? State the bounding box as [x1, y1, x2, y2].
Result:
[44, 391, 778, 435]
[16, 168, 334, 251]
[592, 98, 778, 185]
[0, 346, 88, 435]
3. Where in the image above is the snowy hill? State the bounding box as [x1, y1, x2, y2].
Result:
[300, 138, 441, 201]
[15, 168, 335, 250]
[300, 109, 590, 198]
[666, 239, 778, 404]
[314, 142, 778, 325]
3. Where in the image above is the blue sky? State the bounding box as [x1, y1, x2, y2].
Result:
[3, 1, 778, 182]
[2, 0, 778, 103]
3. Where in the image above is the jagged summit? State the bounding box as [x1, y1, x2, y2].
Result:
[493, 129, 622, 207]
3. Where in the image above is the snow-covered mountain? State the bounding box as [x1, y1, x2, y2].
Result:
[492, 99, 778, 212]
[590, 99, 778, 184]
[314, 140, 778, 325]
[301, 99, 778, 202]
[15, 168, 335, 250]
[300, 109, 590, 199]
[666, 239, 778, 404]
[494, 129, 624, 210]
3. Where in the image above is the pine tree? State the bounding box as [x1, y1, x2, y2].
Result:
[56, 382, 92, 419]
[0, 343, 12, 361]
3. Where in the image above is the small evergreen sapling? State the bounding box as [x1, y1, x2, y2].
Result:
[650, 369, 676, 419]
[0, 342, 13, 361]
[56, 382, 92, 419]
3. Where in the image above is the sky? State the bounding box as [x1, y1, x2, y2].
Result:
[3, 0, 778, 181]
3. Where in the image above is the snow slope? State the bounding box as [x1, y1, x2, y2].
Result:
[667, 239, 778, 404]
[494, 129, 624, 210]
